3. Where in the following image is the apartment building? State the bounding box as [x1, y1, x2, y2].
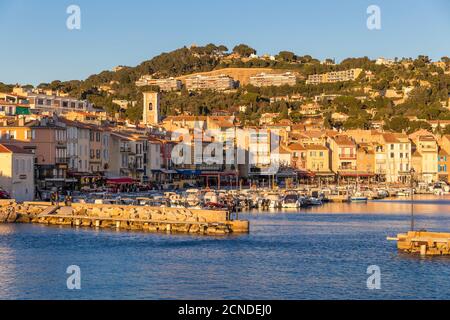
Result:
[381, 133, 412, 183]
[249, 72, 297, 87]
[304, 144, 330, 173]
[60, 119, 90, 174]
[185, 74, 235, 91]
[135, 76, 182, 91]
[0, 117, 69, 190]
[11, 87, 93, 114]
[410, 134, 438, 183]
[327, 135, 357, 174]
[0, 144, 35, 201]
[306, 68, 363, 85]
[438, 149, 450, 182]
[0, 100, 31, 116]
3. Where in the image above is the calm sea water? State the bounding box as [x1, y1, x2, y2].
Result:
[1, 195, 450, 300]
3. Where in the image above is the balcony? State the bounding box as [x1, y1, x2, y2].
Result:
[338, 154, 356, 160]
[338, 165, 357, 171]
[55, 157, 69, 164]
[120, 147, 132, 153]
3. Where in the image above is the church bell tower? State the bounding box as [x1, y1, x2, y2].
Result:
[142, 91, 160, 125]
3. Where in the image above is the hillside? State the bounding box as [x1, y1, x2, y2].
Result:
[2, 44, 450, 133]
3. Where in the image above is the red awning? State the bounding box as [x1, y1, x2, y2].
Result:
[338, 171, 375, 177]
[200, 171, 238, 177]
[106, 177, 136, 184]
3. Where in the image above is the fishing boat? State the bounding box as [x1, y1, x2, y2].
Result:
[350, 192, 368, 203]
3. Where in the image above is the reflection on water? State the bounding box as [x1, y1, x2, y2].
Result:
[0, 195, 450, 300]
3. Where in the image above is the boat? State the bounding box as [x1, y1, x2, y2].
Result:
[305, 197, 323, 206]
[350, 192, 368, 203]
[282, 193, 302, 208]
[431, 182, 450, 195]
[266, 193, 282, 209]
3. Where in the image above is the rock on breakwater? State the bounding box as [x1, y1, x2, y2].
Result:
[0, 200, 249, 235]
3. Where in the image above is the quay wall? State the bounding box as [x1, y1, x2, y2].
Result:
[0, 200, 249, 235]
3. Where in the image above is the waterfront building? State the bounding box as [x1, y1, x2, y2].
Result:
[438, 149, 450, 182]
[60, 119, 91, 175]
[306, 68, 363, 85]
[287, 143, 306, 170]
[327, 135, 357, 175]
[0, 117, 70, 190]
[409, 132, 438, 183]
[304, 144, 330, 173]
[0, 144, 34, 201]
[380, 133, 412, 183]
[135, 76, 182, 92]
[185, 74, 235, 91]
[356, 143, 376, 175]
[249, 72, 297, 87]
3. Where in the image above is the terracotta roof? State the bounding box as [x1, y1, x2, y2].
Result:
[287, 143, 306, 151]
[0, 144, 33, 154]
[333, 135, 355, 146]
[304, 144, 328, 151]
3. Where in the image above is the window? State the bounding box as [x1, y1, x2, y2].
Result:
[46, 99, 51, 106]
[390, 144, 394, 150]
[71, 102, 76, 108]
[390, 152, 394, 158]
[400, 153, 403, 158]
[96, 150, 101, 159]
[62, 101, 69, 108]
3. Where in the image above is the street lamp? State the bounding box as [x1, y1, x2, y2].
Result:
[410, 167, 415, 231]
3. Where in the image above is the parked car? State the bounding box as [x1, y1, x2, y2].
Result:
[0, 187, 11, 199]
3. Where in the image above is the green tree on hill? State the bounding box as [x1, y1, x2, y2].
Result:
[232, 44, 256, 57]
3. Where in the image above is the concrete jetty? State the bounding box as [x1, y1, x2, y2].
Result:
[0, 200, 249, 235]
[388, 231, 450, 255]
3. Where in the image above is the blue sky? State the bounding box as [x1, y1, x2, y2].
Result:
[1, 0, 450, 85]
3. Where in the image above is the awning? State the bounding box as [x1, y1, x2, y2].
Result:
[338, 171, 375, 177]
[296, 170, 315, 177]
[15, 106, 31, 115]
[176, 169, 202, 175]
[200, 171, 238, 177]
[157, 169, 178, 174]
[106, 177, 136, 184]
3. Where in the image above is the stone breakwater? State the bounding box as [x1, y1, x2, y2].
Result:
[0, 200, 249, 235]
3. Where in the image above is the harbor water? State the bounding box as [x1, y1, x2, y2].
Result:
[1, 195, 450, 300]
